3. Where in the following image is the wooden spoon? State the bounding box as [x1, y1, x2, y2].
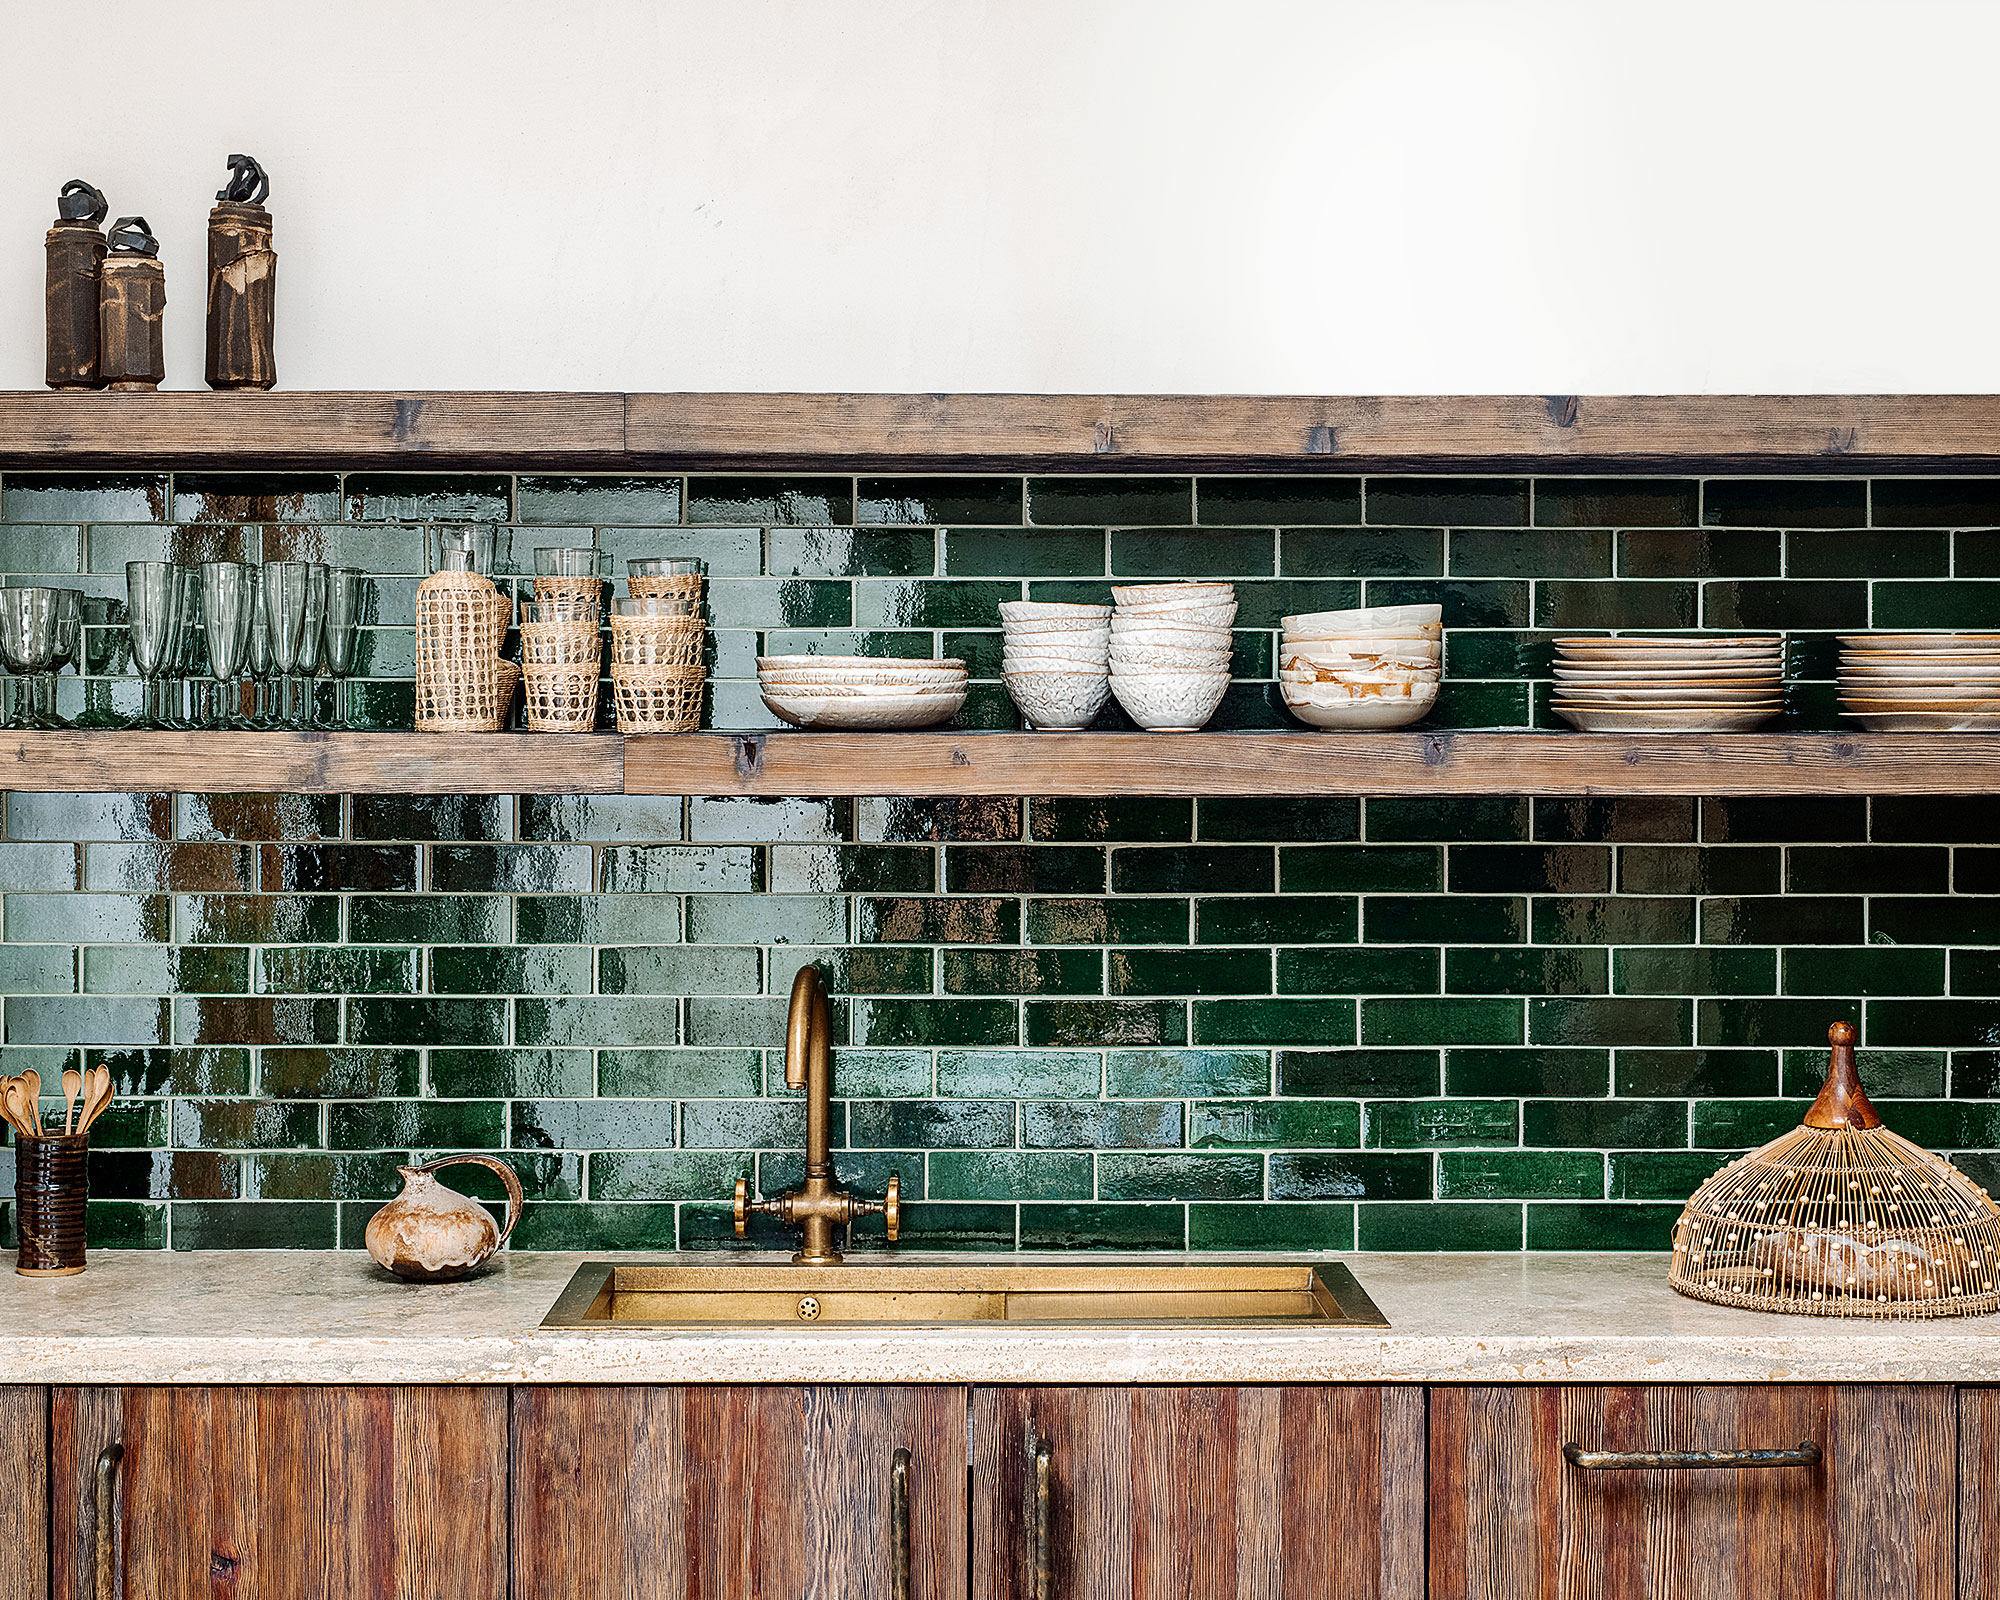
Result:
[18, 1069, 39, 1136]
[1, 1080, 35, 1140]
[76, 1067, 113, 1136]
[0, 1078, 28, 1139]
[61, 1067, 81, 1136]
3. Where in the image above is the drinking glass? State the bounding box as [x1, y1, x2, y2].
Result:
[47, 589, 82, 728]
[322, 567, 366, 729]
[612, 596, 696, 618]
[198, 562, 254, 729]
[171, 566, 204, 729]
[0, 588, 60, 729]
[535, 547, 607, 579]
[245, 567, 273, 728]
[626, 557, 706, 580]
[293, 564, 329, 728]
[124, 562, 184, 731]
[425, 525, 494, 576]
[262, 561, 310, 729]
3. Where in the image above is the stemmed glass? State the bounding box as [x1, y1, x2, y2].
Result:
[262, 562, 310, 729]
[170, 566, 203, 730]
[292, 564, 328, 728]
[49, 590, 82, 727]
[0, 588, 61, 729]
[245, 568, 273, 728]
[322, 567, 366, 730]
[124, 562, 183, 731]
[198, 562, 254, 729]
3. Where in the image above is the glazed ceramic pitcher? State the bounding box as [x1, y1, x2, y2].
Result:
[365, 1154, 524, 1282]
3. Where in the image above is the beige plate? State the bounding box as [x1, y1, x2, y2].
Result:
[1841, 696, 2000, 713]
[1837, 682, 2000, 703]
[761, 689, 965, 729]
[1842, 711, 2000, 732]
[1553, 636, 1782, 649]
[1553, 705, 1783, 732]
[1839, 634, 2000, 648]
[1551, 687, 1783, 705]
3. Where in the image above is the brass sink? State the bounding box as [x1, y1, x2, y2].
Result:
[541, 1260, 1387, 1328]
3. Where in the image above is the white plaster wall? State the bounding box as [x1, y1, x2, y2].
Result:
[0, 0, 1991, 394]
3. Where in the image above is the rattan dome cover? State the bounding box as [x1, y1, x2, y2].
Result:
[1670, 1022, 2000, 1319]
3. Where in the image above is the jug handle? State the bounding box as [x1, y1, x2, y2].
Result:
[409, 1154, 526, 1247]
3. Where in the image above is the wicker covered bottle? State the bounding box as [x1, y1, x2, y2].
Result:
[205, 154, 277, 390]
[44, 180, 107, 389]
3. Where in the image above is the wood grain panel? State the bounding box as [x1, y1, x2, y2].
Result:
[0, 730, 623, 793]
[511, 1384, 968, 1600]
[971, 1385, 1421, 1600]
[51, 1385, 506, 1600]
[1962, 1389, 2000, 1599]
[0, 1387, 47, 1600]
[624, 730, 2000, 798]
[1428, 1384, 1954, 1600]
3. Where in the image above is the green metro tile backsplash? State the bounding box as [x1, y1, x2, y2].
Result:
[10, 467, 2000, 1253]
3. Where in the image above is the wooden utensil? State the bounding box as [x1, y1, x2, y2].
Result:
[0, 1079, 29, 1139]
[75, 1066, 112, 1136]
[18, 1069, 39, 1136]
[61, 1067, 81, 1136]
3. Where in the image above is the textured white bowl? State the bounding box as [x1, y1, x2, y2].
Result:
[1112, 582, 1235, 606]
[1001, 638, 1110, 666]
[1109, 622, 1234, 646]
[1003, 669, 1113, 730]
[1115, 597, 1239, 621]
[1280, 666, 1440, 688]
[1108, 642, 1233, 672]
[1280, 681, 1439, 730]
[1002, 622, 1111, 643]
[761, 687, 966, 729]
[1283, 604, 1442, 635]
[1109, 669, 1230, 732]
[999, 600, 1112, 623]
[1282, 643, 1439, 670]
[759, 680, 968, 698]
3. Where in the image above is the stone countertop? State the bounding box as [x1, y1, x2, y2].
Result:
[5, 1250, 1997, 1386]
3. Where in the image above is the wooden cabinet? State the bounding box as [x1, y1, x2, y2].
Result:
[1429, 1385, 1956, 1600]
[970, 1385, 1424, 1600]
[0, 1387, 46, 1600]
[51, 1386, 507, 1600]
[512, 1384, 967, 1600]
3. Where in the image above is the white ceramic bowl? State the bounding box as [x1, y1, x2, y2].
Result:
[1002, 620, 1111, 642]
[999, 600, 1112, 622]
[1108, 644, 1232, 673]
[761, 687, 965, 729]
[1280, 679, 1439, 729]
[1001, 638, 1110, 666]
[1109, 622, 1234, 646]
[1112, 582, 1234, 606]
[1004, 669, 1113, 730]
[1115, 595, 1239, 617]
[1283, 604, 1442, 635]
[1109, 669, 1230, 732]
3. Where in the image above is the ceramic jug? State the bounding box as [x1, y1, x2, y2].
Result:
[365, 1154, 523, 1282]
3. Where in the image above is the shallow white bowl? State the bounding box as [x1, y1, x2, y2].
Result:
[1109, 622, 1235, 646]
[1281, 665, 1440, 687]
[1112, 582, 1235, 606]
[1109, 669, 1231, 732]
[1115, 602, 1239, 628]
[1001, 638, 1110, 666]
[1108, 643, 1233, 672]
[761, 687, 966, 729]
[1283, 604, 1442, 635]
[999, 600, 1113, 623]
[1003, 669, 1113, 730]
[1003, 621, 1111, 642]
[1280, 680, 1438, 730]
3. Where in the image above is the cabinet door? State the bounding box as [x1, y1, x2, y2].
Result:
[0, 1387, 47, 1600]
[1960, 1388, 2000, 1599]
[970, 1385, 1424, 1600]
[1430, 1385, 1955, 1600]
[52, 1385, 507, 1600]
[512, 1384, 967, 1600]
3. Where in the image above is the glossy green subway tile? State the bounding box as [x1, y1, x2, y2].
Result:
[173, 1098, 321, 1150]
[1444, 1046, 1607, 1096]
[1280, 527, 1441, 577]
[1366, 796, 1527, 843]
[1782, 946, 1943, 996]
[176, 996, 339, 1047]
[1526, 1202, 1678, 1250]
[342, 474, 508, 521]
[945, 949, 1102, 996]
[1192, 798, 1354, 845]
[1018, 1203, 1184, 1250]
[516, 996, 680, 1048]
[1220, 579, 1360, 629]
[1367, 578, 1528, 628]
[686, 476, 851, 525]
[1196, 477, 1360, 525]
[689, 894, 837, 944]
[0, 523, 83, 572]
[849, 579, 1014, 629]
[1277, 946, 1438, 995]
[1110, 526, 1272, 578]
[1111, 947, 1270, 996]
[348, 998, 506, 1047]
[1615, 528, 1780, 579]
[518, 795, 684, 843]
[1280, 845, 1439, 894]
[1618, 846, 1781, 896]
[91, 1150, 240, 1202]
[1697, 998, 1856, 1048]
[1269, 1151, 1427, 1201]
[88, 522, 256, 572]
[1422, 679, 1532, 730]
[1024, 798, 1185, 844]
[1787, 528, 1948, 578]
[71, 1201, 163, 1249]
[432, 945, 594, 995]
[3, 473, 168, 522]
[936, 528, 1098, 578]
[927, 1151, 1089, 1201]
[258, 1047, 419, 1098]
[1193, 998, 1353, 1047]
[1187, 1099, 1359, 1149]
[1021, 477, 1188, 526]
[767, 845, 933, 894]
[169, 1200, 334, 1250]
[1527, 996, 1691, 1047]
[1023, 897, 1182, 947]
[1613, 947, 1775, 996]
[853, 797, 1018, 844]
[84, 946, 248, 995]
[510, 1202, 682, 1251]
[1365, 478, 1526, 527]
[4, 995, 167, 1045]
[1872, 582, 2000, 628]
[941, 845, 1104, 896]
[1455, 528, 1610, 578]
[174, 895, 338, 945]
[1702, 896, 1863, 946]
[258, 844, 416, 893]
[1868, 1001, 2000, 1049]
[513, 475, 681, 525]
[1278, 1048, 1437, 1097]
[1445, 947, 1604, 997]
[511, 1099, 679, 1150]
[592, 1049, 756, 1098]
[1608, 1150, 1734, 1200]
[255, 947, 417, 996]
[594, 944, 757, 997]
[601, 846, 760, 893]
[1785, 1046, 1939, 1097]
[848, 1099, 1014, 1149]
[1018, 1099, 1180, 1149]
[1366, 1099, 1517, 1147]
[860, 896, 1012, 944]
[0, 946, 77, 994]
[350, 894, 509, 944]
[3, 893, 168, 944]
[1195, 896, 1354, 945]
[766, 945, 932, 997]
[934, 1050, 1094, 1099]
[1701, 579, 1866, 630]
[424, 844, 589, 894]
[600, 524, 759, 577]
[1871, 478, 2000, 526]
[678, 1098, 809, 1149]
[1101, 1049, 1266, 1098]
[1189, 1201, 1352, 1251]
[1365, 897, 1526, 946]
[1532, 897, 1694, 946]
[1440, 1151, 1601, 1200]
[853, 997, 1016, 1047]
[1535, 580, 1695, 630]
[1614, 1049, 1779, 1097]
[1702, 479, 1866, 528]
[853, 477, 1020, 525]
[1703, 797, 1865, 843]
[1535, 479, 1698, 528]
[0, 844, 80, 892]
[1096, 1152, 1261, 1201]
[327, 1099, 506, 1151]
[686, 797, 851, 844]
[1361, 997, 1521, 1047]
[91, 1047, 249, 1097]
[84, 843, 251, 893]
[590, 1151, 743, 1202]
[1523, 1098, 1687, 1148]
[1454, 844, 1611, 895]
[1357, 1201, 1520, 1251]
[1110, 846, 1273, 895]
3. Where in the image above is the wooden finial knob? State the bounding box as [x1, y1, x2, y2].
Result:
[1829, 1020, 1856, 1046]
[1806, 1016, 1879, 1130]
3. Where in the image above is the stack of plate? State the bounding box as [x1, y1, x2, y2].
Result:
[1279, 604, 1441, 729]
[1550, 636, 1786, 732]
[1838, 634, 2000, 731]
[1109, 582, 1236, 732]
[757, 655, 967, 730]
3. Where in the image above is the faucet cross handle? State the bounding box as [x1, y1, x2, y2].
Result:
[850, 1173, 901, 1243]
[734, 1177, 784, 1238]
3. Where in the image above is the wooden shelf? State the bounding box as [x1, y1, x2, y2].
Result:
[5, 729, 1999, 796]
[7, 391, 2000, 471]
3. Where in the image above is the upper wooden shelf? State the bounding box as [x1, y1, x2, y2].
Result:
[5, 729, 2000, 796]
[6, 392, 2000, 471]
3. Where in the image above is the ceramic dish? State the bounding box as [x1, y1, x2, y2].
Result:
[764, 680, 967, 698]
[1109, 669, 1230, 732]
[1112, 582, 1234, 605]
[1842, 711, 2000, 731]
[1000, 601, 1112, 622]
[1840, 633, 2000, 648]
[1002, 639, 1110, 665]
[1003, 669, 1112, 730]
[1552, 686, 1783, 704]
[1109, 624, 1236, 648]
[1553, 665, 1781, 682]
[1552, 705, 1782, 732]
[761, 687, 966, 730]
[1283, 604, 1442, 634]
[1114, 603, 1240, 628]
[1281, 680, 1438, 730]
[1109, 643, 1233, 670]
[1837, 682, 2000, 702]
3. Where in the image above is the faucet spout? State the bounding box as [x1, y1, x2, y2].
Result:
[734, 962, 899, 1265]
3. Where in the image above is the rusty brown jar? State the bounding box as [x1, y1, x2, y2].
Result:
[16, 1132, 88, 1277]
[365, 1154, 524, 1282]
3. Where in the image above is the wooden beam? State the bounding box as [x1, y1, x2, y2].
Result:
[0, 731, 623, 793]
[4, 391, 2000, 470]
[623, 730, 2000, 797]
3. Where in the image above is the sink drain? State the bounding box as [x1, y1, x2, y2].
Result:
[796, 1295, 822, 1321]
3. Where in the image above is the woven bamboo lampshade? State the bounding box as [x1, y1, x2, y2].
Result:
[1669, 1021, 2000, 1319]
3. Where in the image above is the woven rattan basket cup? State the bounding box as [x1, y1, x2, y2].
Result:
[611, 664, 705, 732]
[610, 613, 705, 671]
[1670, 1021, 2000, 1318]
[523, 661, 602, 731]
[416, 571, 516, 732]
[521, 621, 603, 668]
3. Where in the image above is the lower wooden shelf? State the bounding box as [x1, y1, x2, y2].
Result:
[4, 728, 1999, 795]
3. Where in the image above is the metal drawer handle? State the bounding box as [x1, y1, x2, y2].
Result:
[1563, 1440, 1821, 1471]
[890, 1447, 911, 1600]
[94, 1442, 123, 1600]
[1031, 1439, 1053, 1600]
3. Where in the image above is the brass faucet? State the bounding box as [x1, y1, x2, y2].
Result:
[734, 964, 899, 1264]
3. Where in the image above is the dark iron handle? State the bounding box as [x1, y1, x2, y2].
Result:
[890, 1447, 911, 1600]
[1564, 1440, 1821, 1471]
[94, 1442, 122, 1600]
[1031, 1439, 1054, 1600]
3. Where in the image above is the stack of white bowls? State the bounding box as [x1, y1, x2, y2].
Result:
[1549, 636, 1785, 731]
[757, 654, 967, 729]
[1838, 633, 2000, 730]
[1109, 582, 1237, 731]
[1000, 601, 1112, 730]
[1278, 604, 1442, 729]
